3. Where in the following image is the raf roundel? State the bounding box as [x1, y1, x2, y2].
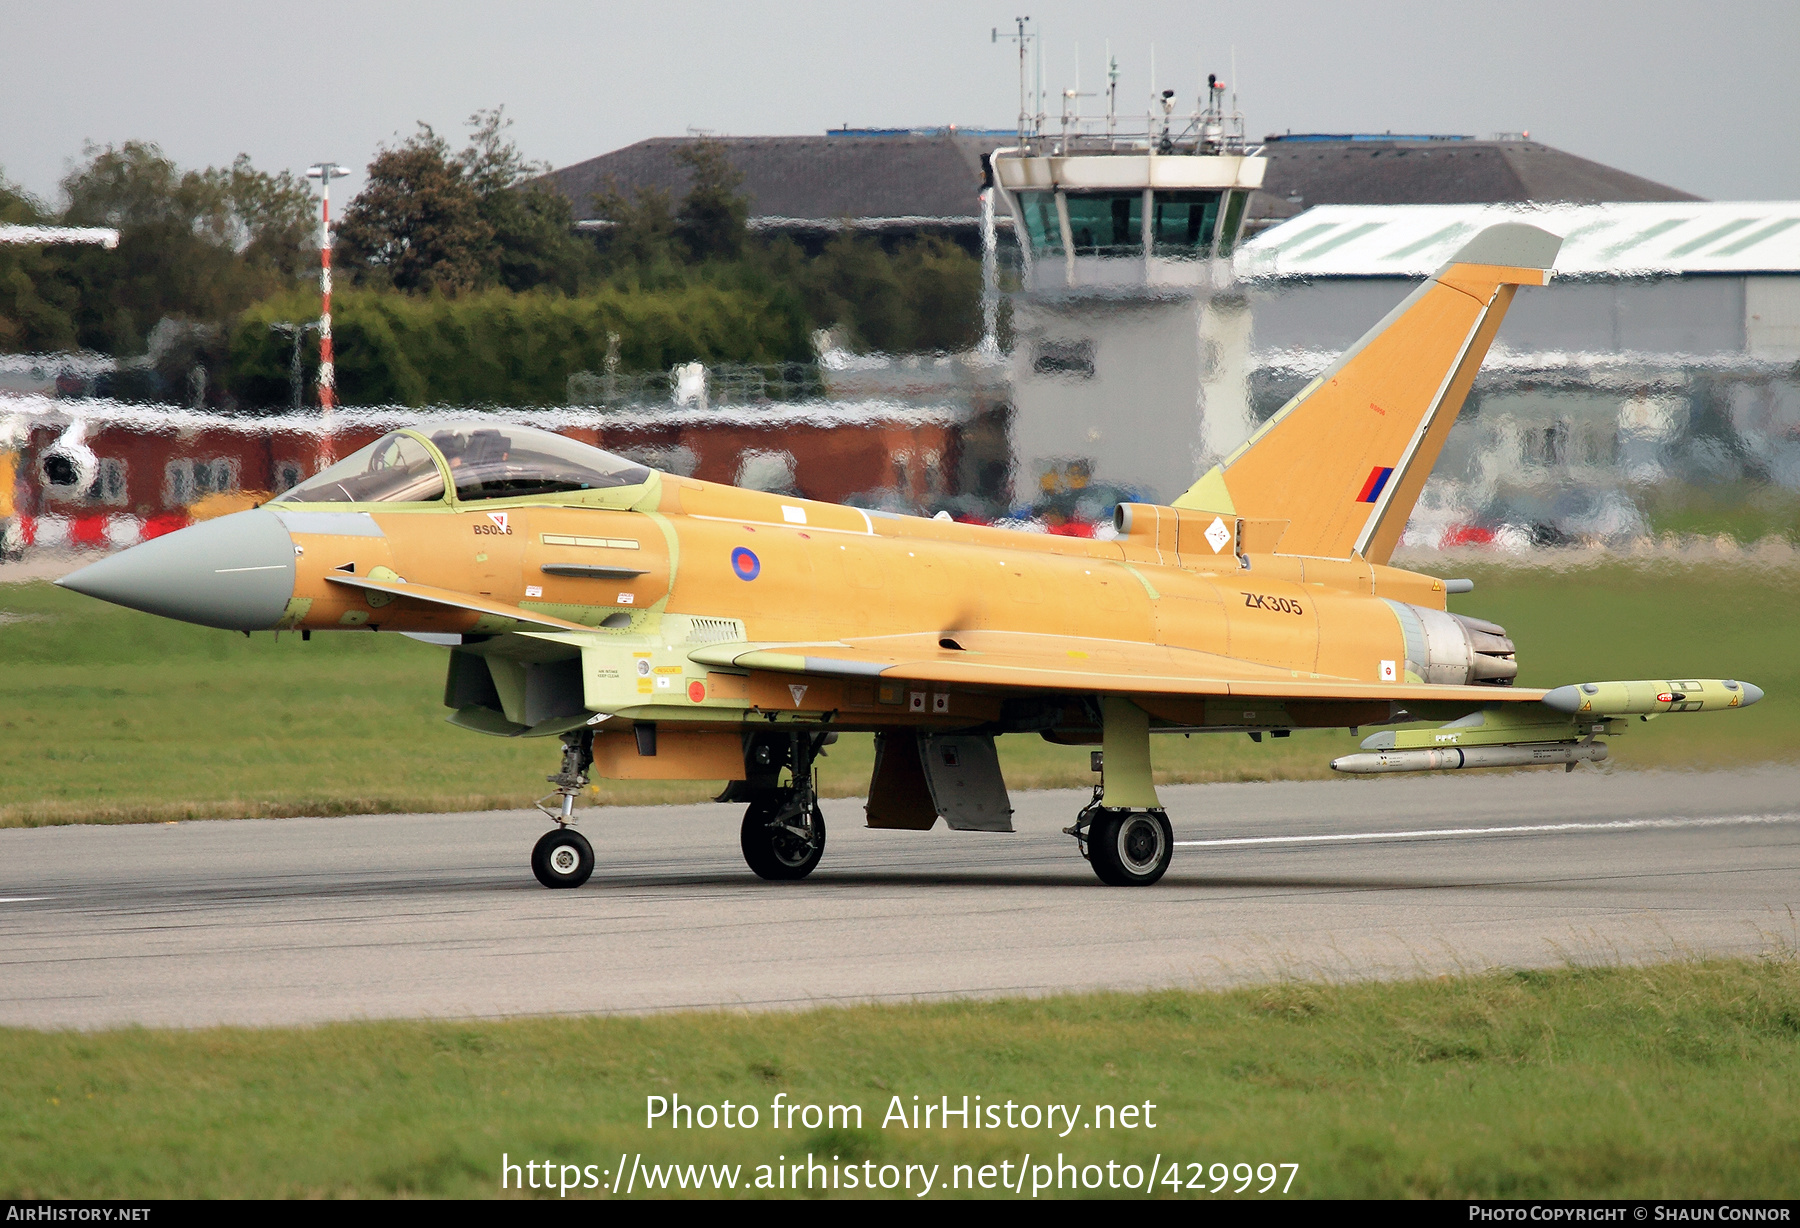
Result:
[730, 546, 760, 581]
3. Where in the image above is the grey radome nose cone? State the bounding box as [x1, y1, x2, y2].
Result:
[1540, 685, 1581, 713]
[1741, 682, 1765, 707]
[55, 509, 295, 631]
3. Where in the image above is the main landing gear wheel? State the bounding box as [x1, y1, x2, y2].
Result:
[741, 796, 826, 881]
[1088, 809, 1173, 886]
[532, 827, 595, 888]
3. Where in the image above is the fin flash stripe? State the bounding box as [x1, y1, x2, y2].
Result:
[1356, 466, 1395, 504]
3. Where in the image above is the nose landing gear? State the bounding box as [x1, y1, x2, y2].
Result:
[532, 730, 596, 888]
[532, 827, 594, 888]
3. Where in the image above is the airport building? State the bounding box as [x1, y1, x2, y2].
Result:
[1244, 132, 1699, 230]
[545, 129, 1015, 254]
[541, 128, 1697, 250]
[0, 401, 965, 557]
[1225, 202, 1800, 546]
[982, 128, 1775, 540]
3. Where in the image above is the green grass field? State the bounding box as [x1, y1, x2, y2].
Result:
[1641, 483, 1800, 544]
[1, 957, 1796, 1199]
[2, 558, 1795, 826]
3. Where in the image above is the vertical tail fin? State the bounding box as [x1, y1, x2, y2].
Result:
[1174, 223, 1562, 562]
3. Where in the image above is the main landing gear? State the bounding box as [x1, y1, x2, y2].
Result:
[734, 731, 829, 881]
[1065, 785, 1174, 887]
[1061, 696, 1175, 886]
[532, 731, 596, 888]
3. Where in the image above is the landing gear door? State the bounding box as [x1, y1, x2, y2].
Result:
[919, 734, 1014, 832]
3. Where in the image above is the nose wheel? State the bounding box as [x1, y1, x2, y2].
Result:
[532, 827, 595, 888]
[530, 730, 596, 889]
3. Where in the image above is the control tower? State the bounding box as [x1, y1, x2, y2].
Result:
[987, 61, 1266, 514]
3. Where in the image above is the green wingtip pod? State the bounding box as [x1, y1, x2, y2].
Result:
[1541, 679, 1764, 717]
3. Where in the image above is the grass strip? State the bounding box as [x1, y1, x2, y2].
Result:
[1, 957, 1797, 1198]
[3, 558, 1796, 826]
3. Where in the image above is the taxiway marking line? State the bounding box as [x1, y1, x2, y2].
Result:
[1174, 812, 1800, 849]
[0, 897, 51, 903]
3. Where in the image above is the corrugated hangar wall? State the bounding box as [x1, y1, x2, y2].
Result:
[1245, 276, 1766, 357]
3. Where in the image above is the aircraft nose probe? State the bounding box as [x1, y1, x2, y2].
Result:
[54, 508, 297, 632]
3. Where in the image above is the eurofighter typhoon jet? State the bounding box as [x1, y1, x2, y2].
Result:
[58, 225, 1763, 888]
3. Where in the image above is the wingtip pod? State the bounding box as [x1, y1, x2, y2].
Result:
[1442, 222, 1563, 281]
[1541, 679, 1763, 715]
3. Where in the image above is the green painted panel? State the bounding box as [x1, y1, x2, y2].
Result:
[1597, 218, 1689, 260]
[1296, 222, 1384, 261]
[1667, 217, 1758, 257]
[1382, 222, 1474, 262]
[1712, 217, 1800, 256]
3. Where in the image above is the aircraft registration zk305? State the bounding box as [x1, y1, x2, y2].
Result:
[59, 224, 1764, 889]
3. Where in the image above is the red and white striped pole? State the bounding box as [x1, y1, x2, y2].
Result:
[306, 163, 349, 465]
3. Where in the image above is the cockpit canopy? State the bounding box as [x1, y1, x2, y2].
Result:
[273, 423, 652, 505]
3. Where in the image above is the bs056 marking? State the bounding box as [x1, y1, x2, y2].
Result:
[1242, 592, 1305, 615]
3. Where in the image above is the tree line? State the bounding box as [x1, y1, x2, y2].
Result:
[1, 111, 985, 409]
[0, 144, 314, 359]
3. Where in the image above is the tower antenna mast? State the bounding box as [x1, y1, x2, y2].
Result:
[305, 163, 351, 415]
[1106, 41, 1120, 140]
[306, 162, 350, 469]
[993, 17, 1037, 143]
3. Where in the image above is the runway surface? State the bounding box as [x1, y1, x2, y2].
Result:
[2, 767, 1797, 1029]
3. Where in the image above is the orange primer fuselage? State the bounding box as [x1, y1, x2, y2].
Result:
[278, 472, 1445, 736]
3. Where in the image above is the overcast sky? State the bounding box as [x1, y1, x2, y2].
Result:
[5, 0, 1796, 206]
